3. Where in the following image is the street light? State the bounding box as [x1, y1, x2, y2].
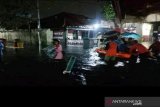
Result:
[93, 23, 100, 29]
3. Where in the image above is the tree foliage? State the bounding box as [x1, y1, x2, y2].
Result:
[0, 0, 55, 30]
[0, 0, 37, 30]
[103, 0, 116, 20]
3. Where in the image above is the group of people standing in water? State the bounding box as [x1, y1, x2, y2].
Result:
[102, 36, 160, 66]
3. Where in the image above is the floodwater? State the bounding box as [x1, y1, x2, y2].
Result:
[64, 46, 107, 85]
[63, 45, 160, 86]
[1, 43, 160, 86]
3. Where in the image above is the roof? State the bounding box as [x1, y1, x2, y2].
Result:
[113, 0, 160, 20]
[30, 12, 92, 29]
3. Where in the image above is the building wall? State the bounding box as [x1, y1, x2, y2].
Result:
[122, 23, 142, 34]
[0, 29, 53, 47]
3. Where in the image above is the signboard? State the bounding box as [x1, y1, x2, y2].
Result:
[67, 40, 83, 45]
[53, 31, 64, 39]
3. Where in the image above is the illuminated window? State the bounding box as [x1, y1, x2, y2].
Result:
[142, 23, 152, 36]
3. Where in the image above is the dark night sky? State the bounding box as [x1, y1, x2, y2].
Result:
[39, 0, 105, 19]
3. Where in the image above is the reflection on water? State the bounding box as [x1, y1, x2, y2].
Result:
[64, 46, 106, 85]
[66, 47, 106, 70]
[43, 45, 106, 69]
[65, 45, 84, 55]
[3, 43, 160, 86]
[4, 45, 106, 86]
[66, 46, 106, 69]
[83, 47, 106, 67]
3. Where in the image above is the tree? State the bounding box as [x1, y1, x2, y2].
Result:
[103, 0, 116, 20]
[0, 0, 37, 29]
[0, 0, 54, 30]
[0, 0, 54, 55]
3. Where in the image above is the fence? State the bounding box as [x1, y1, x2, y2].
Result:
[0, 29, 53, 47]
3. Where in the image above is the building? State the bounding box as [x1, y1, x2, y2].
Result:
[32, 12, 113, 48]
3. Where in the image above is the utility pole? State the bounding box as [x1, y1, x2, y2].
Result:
[37, 0, 41, 55]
